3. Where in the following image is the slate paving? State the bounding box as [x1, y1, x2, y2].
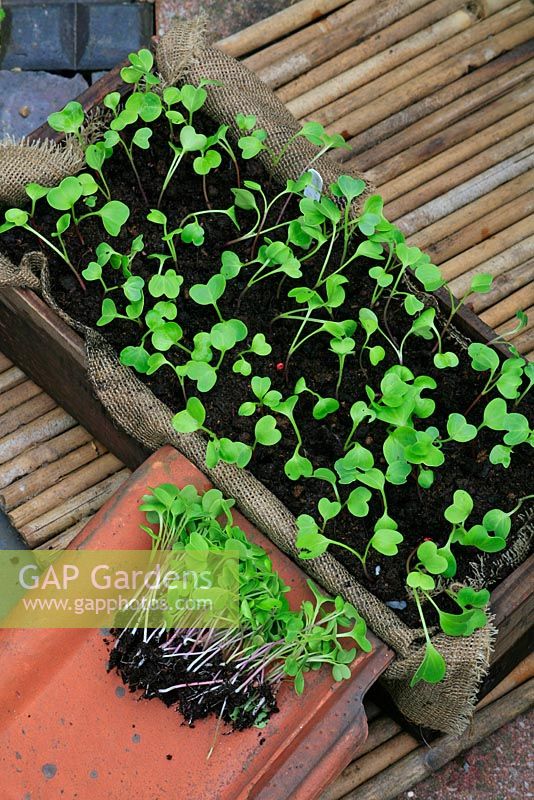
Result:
[0, 0, 153, 71]
[395, 709, 534, 800]
[0, 70, 88, 139]
[155, 0, 291, 38]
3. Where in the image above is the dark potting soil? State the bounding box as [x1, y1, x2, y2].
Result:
[107, 628, 278, 729]
[2, 110, 532, 630]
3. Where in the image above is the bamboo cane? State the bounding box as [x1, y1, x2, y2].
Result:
[0, 440, 107, 513]
[398, 147, 534, 233]
[0, 366, 26, 394]
[409, 171, 534, 250]
[370, 82, 534, 189]
[342, 43, 534, 161]
[440, 216, 534, 281]
[335, 678, 534, 800]
[217, 0, 351, 58]
[510, 326, 534, 354]
[0, 426, 94, 491]
[0, 408, 76, 467]
[379, 103, 534, 202]
[314, 0, 529, 129]
[385, 125, 534, 221]
[478, 653, 534, 709]
[0, 353, 12, 373]
[255, 0, 432, 90]
[321, 733, 419, 800]
[19, 468, 131, 547]
[284, 2, 475, 117]
[324, 9, 534, 139]
[279, 0, 469, 105]
[357, 716, 402, 758]
[9, 452, 124, 528]
[0, 393, 56, 440]
[495, 303, 534, 337]
[36, 516, 92, 550]
[0, 379, 41, 417]
[324, 655, 534, 800]
[426, 190, 534, 265]
[480, 282, 534, 328]
[471, 260, 534, 313]
[448, 234, 534, 297]
[242, 0, 377, 74]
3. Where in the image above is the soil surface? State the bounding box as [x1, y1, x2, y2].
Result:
[2, 109, 532, 629]
[108, 628, 278, 729]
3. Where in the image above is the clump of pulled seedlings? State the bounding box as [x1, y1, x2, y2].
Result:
[108, 483, 371, 747]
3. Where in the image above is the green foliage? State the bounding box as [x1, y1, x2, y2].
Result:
[6, 49, 532, 697]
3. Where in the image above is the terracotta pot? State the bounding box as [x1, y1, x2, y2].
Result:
[0, 446, 392, 800]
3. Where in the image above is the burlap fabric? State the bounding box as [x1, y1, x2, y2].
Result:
[1, 18, 531, 734]
[0, 138, 84, 207]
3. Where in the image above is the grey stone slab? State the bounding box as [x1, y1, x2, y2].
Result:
[0, 2, 75, 71]
[0, 510, 27, 550]
[91, 70, 110, 85]
[77, 3, 154, 70]
[0, 1, 154, 71]
[0, 69, 88, 139]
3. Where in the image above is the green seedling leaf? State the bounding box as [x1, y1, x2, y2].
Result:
[414, 262, 444, 292]
[468, 342, 499, 373]
[446, 413, 477, 442]
[151, 321, 183, 352]
[221, 250, 242, 279]
[179, 125, 207, 152]
[193, 150, 222, 175]
[120, 345, 150, 373]
[172, 397, 206, 433]
[296, 522, 330, 560]
[180, 84, 208, 114]
[254, 415, 281, 446]
[47, 176, 83, 210]
[418, 468, 434, 489]
[132, 127, 153, 149]
[434, 351, 459, 369]
[331, 175, 366, 203]
[444, 489, 473, 525]
[404, 294, 424, 315]
[318, 497, 341, 523]
[489, 444, 512, 468]
[149, 269, 183, 299]
[185, 361, 217, 392]
[96, 297, 119, 326]
[249, 333, 272, 356]
[461, 524, 506, 552]
[346, 487, 372, 518]
[483, 397, 508, 430]
[48, 101, 84, 135]
[285, 452, 313, 481]
[238, 135, 265, 159]
[370, 528, 403, 556]
[470, 273, 493, 293]
[456, 587, 490, 610]
[438, 608, 487, 637]
[181, 221, 205, 246]
[417, 540, 449, 574]
[96, 200, 130, 236]
[410, 643, 446, 687]
[482, 508, 511, 539]
[189, 274, 226, 306]
[406, 571, 435, 591]
[231, 187, 258, 211]
[313, 397, 339, 420]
